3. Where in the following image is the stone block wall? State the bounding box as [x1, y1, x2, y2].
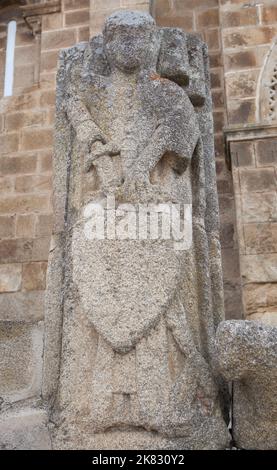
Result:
[220, 0, 277, 125]
[221, 0, 277, 326]
[228, 129, 277, 325]
[0, 0, 90, 411]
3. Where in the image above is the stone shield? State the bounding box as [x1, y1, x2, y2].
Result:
[72, 222, 186, 353]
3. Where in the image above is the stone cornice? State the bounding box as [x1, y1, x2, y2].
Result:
[0, 1, 61, 33]
[224, 123, 277, 169]
[20, 1, 61, 36]
[20, 0, 61, 18]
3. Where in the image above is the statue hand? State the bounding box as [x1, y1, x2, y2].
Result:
[84, 141, 121, 174]
[90, 141, 121, 159]
[119, 174, 151, 201]
[76, 121, 106, 145]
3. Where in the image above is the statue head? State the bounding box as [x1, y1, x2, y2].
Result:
[103, 11, 156, 73]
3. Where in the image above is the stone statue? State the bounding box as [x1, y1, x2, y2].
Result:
[216, 320, 277, 450]
[42, 11, 230, 449]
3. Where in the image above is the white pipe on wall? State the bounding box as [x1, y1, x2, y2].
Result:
[4, 20, 17, 97]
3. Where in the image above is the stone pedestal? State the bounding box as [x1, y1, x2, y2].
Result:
[216, 320, 277, 450]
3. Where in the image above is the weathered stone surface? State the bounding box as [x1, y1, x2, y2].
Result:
[0, 237, 50, 264]
[239, 168, 276, 193]
[0, 322, 44, 403]
[241, 253, 277, 283]
[243, 282, 277, 317]
[0, 409, 51, 450]
[0, 155, 37, 176]
[241, 191, 277, 223]
[22, 261, 47, 291]
[216, 320, 277, 450]
[0, 264, 21, 293]
[249, 311, 277, 326]
[0, 290, 45, 322]
[16, 214, 36, 238]
[244, 222, 277, 254]
[221, 7, 258, 28]
[0, 215, 15, 238]
[221, 247, 244, 320]
[230, 141, 254, 168]
[42, 10, 229, 449]
[255, 139, 277, 166]
[227, 99, 256, 125]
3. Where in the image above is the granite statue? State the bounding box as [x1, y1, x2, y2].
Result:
[42, 11, 229, 450]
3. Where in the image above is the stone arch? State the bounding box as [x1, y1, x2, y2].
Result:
[258, 37, 277, 123]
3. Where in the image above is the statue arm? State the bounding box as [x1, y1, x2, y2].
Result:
[138, 93, 200, 178]
[165, 300, 217, 394]
[165, 298, 198, 358]
[66, 84, 106, 146]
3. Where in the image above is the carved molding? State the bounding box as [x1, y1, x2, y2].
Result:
[0, 1, 61, 34]
[224, 123, 277, 169]
[258, 37, 277, 123]
[20, 0, 61, 17]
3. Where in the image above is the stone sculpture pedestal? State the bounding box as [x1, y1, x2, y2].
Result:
[216, 320, 277, 450]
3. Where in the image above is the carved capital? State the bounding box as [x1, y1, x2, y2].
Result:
[20, 0, 61, 36]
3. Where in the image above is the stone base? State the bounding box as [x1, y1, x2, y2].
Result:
[52, 427, 230, 450]
[233, 417, 277, 450]
[216, 320, 277, 450]
[0, 408, 51, 450]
